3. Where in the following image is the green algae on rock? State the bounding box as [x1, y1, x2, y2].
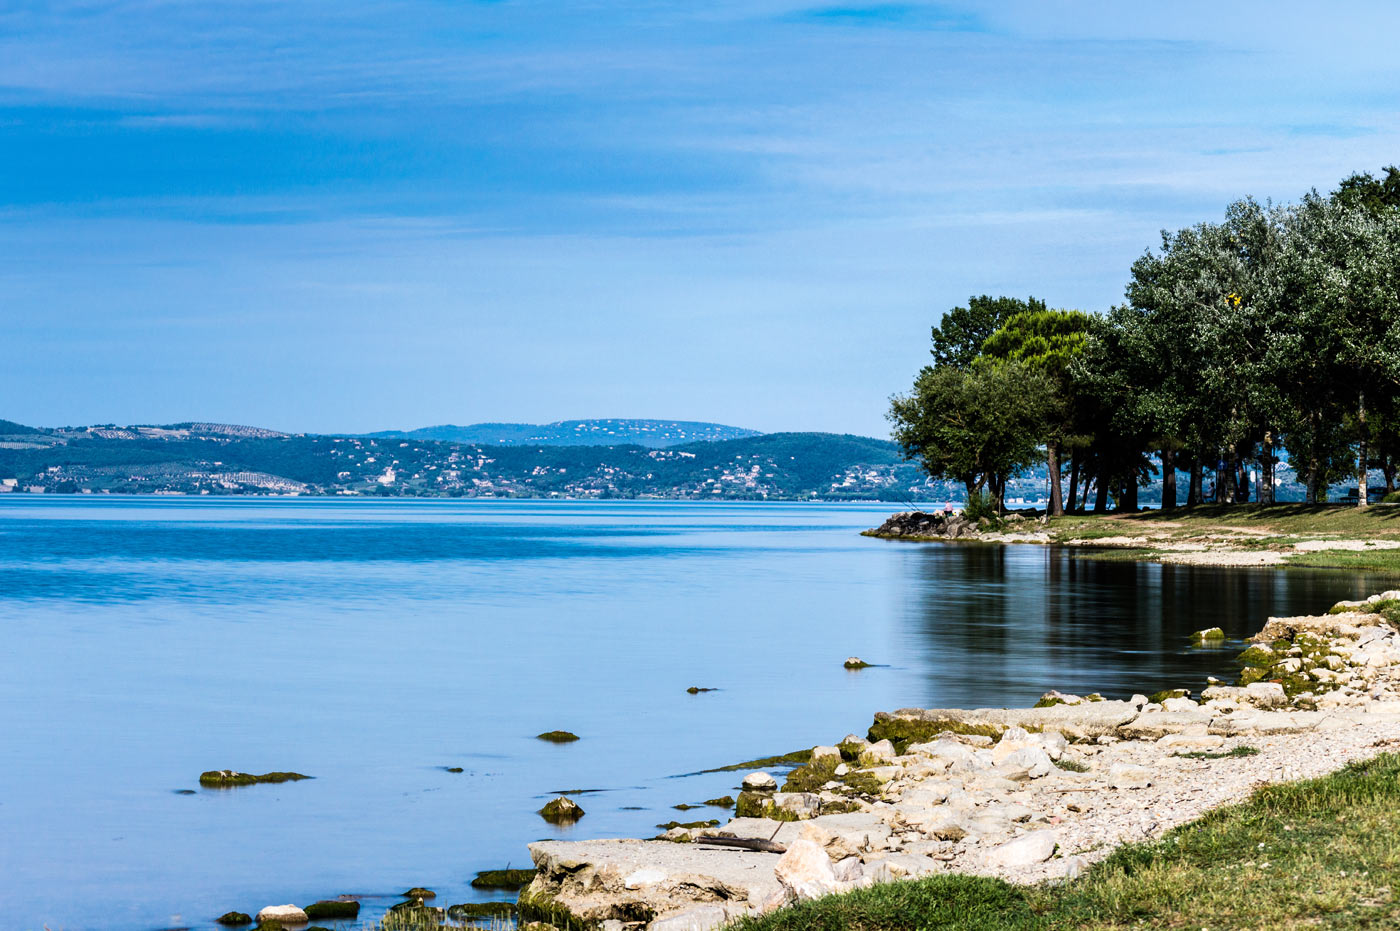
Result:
[216, 912, 252, 926]
[655, 819, 720, 830]
[449, 902, 516, 920]
[536, 731, 580, 743]
[471, 868, 537, 888]
[1190, 627, 1226, 642]
[199, 770, 312, 788]
[304, 900, 360, 919]
[703, 795, 735, 808]
[401, 887, 435, 899]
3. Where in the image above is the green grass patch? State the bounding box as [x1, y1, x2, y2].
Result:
[1053, 758, 1089, 772]
[1284, 549, 1400, 574]
[735, 751, 1400, 931]
[1173, 745, 1261, 760]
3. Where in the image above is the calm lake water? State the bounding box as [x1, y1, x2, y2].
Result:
[0, 497, 1390, 930]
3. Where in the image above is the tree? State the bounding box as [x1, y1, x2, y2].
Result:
[931, 295, 1047, 370]
[889, 362, 1055, 513]
[1273, 193, 1400, 507]
[981, 308, 1093, 515]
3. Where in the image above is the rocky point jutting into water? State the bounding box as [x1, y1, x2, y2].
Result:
[515, 592, 1400, 931]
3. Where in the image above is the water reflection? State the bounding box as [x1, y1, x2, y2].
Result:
[900, 544, 1388, 709]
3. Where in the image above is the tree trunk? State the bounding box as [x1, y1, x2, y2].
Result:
[1161, 448, 1176, 511]
[1221, 452, 1238, 505]
[990, 473, 1005, 515]
[1237, 461, 1250, 503]
[1260, 432, 1275, 506]
[1067, 454, 1080, 515]
[1358, 387, 1369, 509]
[1188, 459, 1202, 507]
[1047, 441, 1063, 517]
[1385, 452, 1396, 494]
[1094, 474, 1109, 513]
[1121, 477, 1139, 512]
[1305, 452, 1321, 504]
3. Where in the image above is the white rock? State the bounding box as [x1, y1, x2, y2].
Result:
[1156, 733, 1224, 751]
[1245, 682, 1288, 708]
[995, 746, 1054, 781]
[1036, 730, 1068, 760]
[832, 856, 864, 882]
[834, 763, 849, 776]
[992, 726, 1037, 762]
[983, 830, 1058, 868]
[1108, 763, 1152, 789]
[257, 905, 309, 925]
[743, 772, 778, 791]
[1162, 697, 1200, 712]
[774, 839, 839, 902]
[772, 792, 821, 820]
[625, 867, 668, 889]
[812, 745, 842, 762]
[648, 904, 741, 931]
[861, 739, 896, 764]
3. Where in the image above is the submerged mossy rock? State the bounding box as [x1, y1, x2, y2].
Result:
[655, 819, 720, 830]
[199, 770, 312, 788]
[471, 868, 536, 889]
[539, 796, 586, 823]
[448, 902, 516, 920]
[1147, 689, 1189, 705]
[844, 657, 872, 669]
[1190, 627, 1226, 643]
[703, 795, 735, 808]
[402, 887, 436, 899]
[304, 900, 360, 919]
[216, 912, 253, 926]
[870, 701, 1139, 747]
[536, 731, 580, 743]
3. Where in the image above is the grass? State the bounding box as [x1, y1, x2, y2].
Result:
[733, 751, 1400, 931]
[1173, 745, 1261, 760]
[1042, 504, 1400, 574]
[1283, 549, 1400, 573]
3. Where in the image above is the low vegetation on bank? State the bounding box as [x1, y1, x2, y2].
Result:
[733, 752, 1400, 931]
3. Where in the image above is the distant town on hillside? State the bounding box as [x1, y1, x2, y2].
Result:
[0, 417, 1336, 504]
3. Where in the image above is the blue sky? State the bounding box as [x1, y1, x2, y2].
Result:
[4, 1, 1400, 436]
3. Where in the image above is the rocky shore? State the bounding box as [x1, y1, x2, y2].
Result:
[516, 591, 1400, 931]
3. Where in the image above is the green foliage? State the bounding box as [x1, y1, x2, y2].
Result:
[930, 295, 1046, 370]
[889, 361, 1055, 511]
[961, 491, 998, 523]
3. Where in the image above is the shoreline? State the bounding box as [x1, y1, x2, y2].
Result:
[864, 505, 1400, 572]
[513, 589, 1400, 931]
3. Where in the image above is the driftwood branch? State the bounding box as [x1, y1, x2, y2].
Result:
[694, 836, 786, 854]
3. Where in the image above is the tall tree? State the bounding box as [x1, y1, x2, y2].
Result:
[889, 362, 1055, 514]
[981, 308, 1092, 515]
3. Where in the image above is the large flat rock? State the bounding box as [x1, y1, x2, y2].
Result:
[871, 701, 1141, 742]
[527, 838, 783, 922]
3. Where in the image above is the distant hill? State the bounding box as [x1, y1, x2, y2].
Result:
[361, 419, 761, 448]
[0, 421, 935, 500]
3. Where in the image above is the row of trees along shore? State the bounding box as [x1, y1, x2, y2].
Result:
[890, 167, 1400, 515]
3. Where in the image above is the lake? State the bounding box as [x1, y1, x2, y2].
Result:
[0, 497, 1388, 930]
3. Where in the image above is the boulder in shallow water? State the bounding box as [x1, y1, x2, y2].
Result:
[539, 796, 586, 823]
[200, 770, 311, 788]
[537, 730, 580, 743]
[255, 904, 308, 925]
[215, 912, 252, 926]
[304, 900, 359, 919]
[742, 772, 778, 791]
